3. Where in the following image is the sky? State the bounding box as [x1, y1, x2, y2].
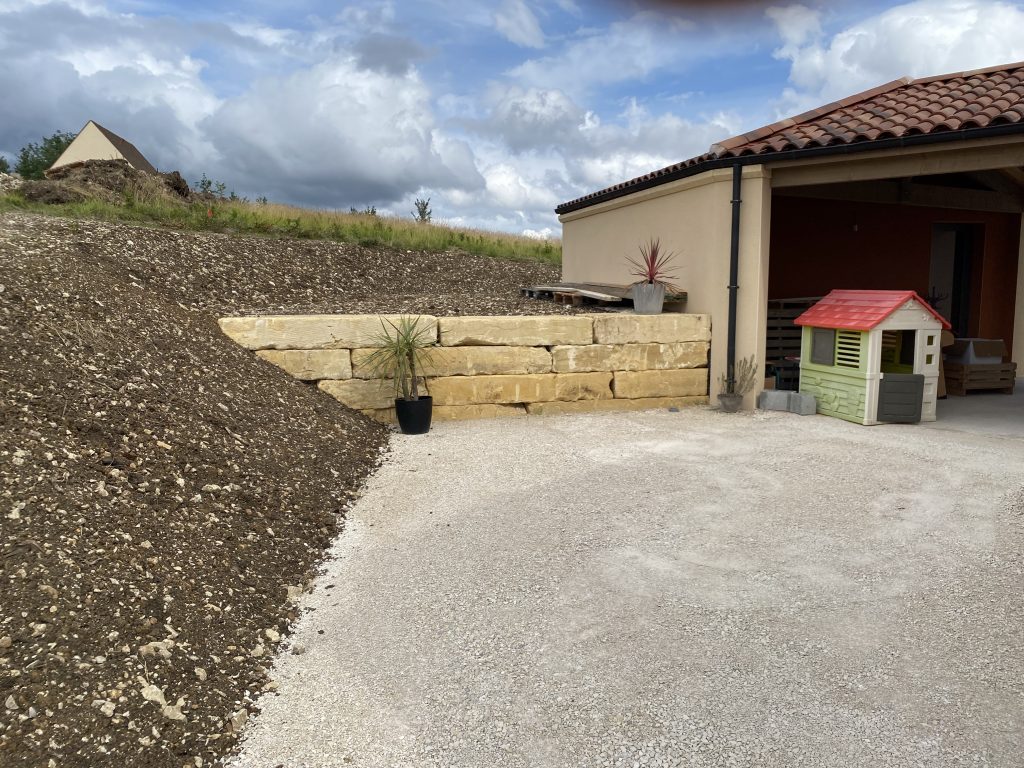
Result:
[1, 0, 1023, 236]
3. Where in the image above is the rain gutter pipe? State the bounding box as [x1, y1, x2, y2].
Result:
[727, 163, 741, 391]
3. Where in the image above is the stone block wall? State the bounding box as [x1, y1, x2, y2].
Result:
[219, 314, 711, 423]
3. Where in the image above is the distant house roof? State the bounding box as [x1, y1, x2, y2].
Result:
[557, 61, 1024, 214]
[794, 290, 951, 331]
[90, 122, 157, 174]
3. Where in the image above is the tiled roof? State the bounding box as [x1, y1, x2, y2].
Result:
[557, 61, 1024, 214]
[794, 290, 951, 331]
[92, 122, 157, 175]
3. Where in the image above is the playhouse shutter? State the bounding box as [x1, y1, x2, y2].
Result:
[834, 330, 862, 369]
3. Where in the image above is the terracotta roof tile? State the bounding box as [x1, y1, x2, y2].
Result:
[794, 290, 951, 331]
[557, 61, 1024, 214]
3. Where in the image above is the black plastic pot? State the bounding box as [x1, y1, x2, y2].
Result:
[395, 396, 433, 434]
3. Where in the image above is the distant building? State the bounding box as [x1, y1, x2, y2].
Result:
[48, 120, 157, 175]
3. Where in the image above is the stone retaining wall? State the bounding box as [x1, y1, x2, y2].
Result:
[219, 314, 711, 423]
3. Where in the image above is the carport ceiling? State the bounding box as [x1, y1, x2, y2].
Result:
[775, 169, 1024, 214]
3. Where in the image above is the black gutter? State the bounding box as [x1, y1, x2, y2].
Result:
[555, 122, 1024, 215]
[726, 164, 742, 391]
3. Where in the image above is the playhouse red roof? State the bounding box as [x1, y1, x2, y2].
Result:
[794, 290, 951, 331]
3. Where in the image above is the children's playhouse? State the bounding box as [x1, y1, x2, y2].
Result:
[794, 290, 951, 425]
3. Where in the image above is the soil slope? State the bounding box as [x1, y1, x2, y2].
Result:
[0, 211, 564, 768]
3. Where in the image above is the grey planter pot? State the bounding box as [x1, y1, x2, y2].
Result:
[631, 282, 665, 315]
[718, 393, 743, 413]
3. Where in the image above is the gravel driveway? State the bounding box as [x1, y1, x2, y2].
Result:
[233, 408, 1024, 768]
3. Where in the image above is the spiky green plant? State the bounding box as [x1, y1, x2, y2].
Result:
[361, 316, 437, 401]
[625, 237, 681, 293]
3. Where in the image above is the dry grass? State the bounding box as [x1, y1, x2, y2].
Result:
[0, 192, 562, 265]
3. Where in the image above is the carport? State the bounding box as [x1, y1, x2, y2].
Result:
[558, 62, 1024, 414]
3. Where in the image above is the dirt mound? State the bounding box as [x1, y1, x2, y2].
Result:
[0, 172, 22, 195]
[24, 160, 195, 207]
[0, 210, 569, 768]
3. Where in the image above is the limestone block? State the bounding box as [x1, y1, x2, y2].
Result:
[363, 404, 528, 424]
[592, 314, 710, 344]
[219, 315, 437, 350]
[435, 404, 528, 421]
[438, 316, 592, 347]
[351, 345, 551, 379]
[613, 369, 708, 399]
[554, 372, 613, 401]
[428, 374, 556, 406]
[256, 349, 352, 380]
[551, 342, 708, 373]
[527, 396, 708, 416]
[319, 378, 422, 411]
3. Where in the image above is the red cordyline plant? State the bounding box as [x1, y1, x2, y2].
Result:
[625, 238, 680, 293]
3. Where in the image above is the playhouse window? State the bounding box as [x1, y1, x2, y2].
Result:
[835, 330, 862, 369]
[811, 328, 835, 365]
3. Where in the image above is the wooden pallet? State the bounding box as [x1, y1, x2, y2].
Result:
[765, 297, 821, 390]
[765, 297, 821, 361]
[943, 362, 1017, 395]
[522, 282, 687, 308]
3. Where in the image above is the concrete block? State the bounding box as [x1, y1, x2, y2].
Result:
[551, 342, 709, 373]
[526, 396, 708, 416]
[427, 374, 556, 406]
[613, 369, 708, 399]
[788, 392, 818, 416]
[553, 372, 614, 401]
[256, 349, 351, 380]
[592, 314, 711, 344]
[438, 316, 593, 346]
[757, 389, 791, 412]
[352, 345, 551, 379]
[219, 314, 437, 350]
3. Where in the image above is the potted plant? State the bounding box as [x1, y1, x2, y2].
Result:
[626, 237, 680, 315]
[717, 355, 757, 413]
[363, 316, 436, 434]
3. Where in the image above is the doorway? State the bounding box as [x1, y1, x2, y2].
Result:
[928, 224, 978, 337]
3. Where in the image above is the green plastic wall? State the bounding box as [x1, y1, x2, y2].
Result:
[799, 327, 869, 424]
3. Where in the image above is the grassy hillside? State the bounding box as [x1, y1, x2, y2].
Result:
[0, 191, 561, 265]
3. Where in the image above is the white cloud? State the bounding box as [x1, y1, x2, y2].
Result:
[494, 0, 545, 48]
[203, 56, 484, 205]
[768, 0, 1024, 114]
[508, 11, 699, 95]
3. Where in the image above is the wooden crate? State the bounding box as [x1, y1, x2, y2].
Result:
[943, 361, 1017, 395]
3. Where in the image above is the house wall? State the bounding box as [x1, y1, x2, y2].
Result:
[1014, 215, 1024, 368]
[218, 313, 711, 422]
[559, 166, 771, 407]
[769, 196, 1021, 356]
[49, 122, 124, 170]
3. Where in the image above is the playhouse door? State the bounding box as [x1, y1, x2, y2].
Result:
[877, 373, 925, 423]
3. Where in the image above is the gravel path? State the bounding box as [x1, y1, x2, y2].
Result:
[233, 408, 1024, 768]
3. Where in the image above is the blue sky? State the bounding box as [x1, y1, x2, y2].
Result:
[2, 0, 1023, 235]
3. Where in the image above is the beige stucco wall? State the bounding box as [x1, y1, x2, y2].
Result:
[50, 122, 125, 170]
[560, 165, 771, 407]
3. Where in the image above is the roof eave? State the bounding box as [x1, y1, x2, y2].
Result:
[555, 122, 1024, 216]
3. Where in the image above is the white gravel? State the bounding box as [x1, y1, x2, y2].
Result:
[232, 406, 1024, 768]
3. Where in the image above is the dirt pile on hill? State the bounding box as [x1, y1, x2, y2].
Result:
[19, 160, 194, 207]
[0, 211, 566, 768]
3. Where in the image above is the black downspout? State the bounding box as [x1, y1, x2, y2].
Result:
[726, 163, 742, 390]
